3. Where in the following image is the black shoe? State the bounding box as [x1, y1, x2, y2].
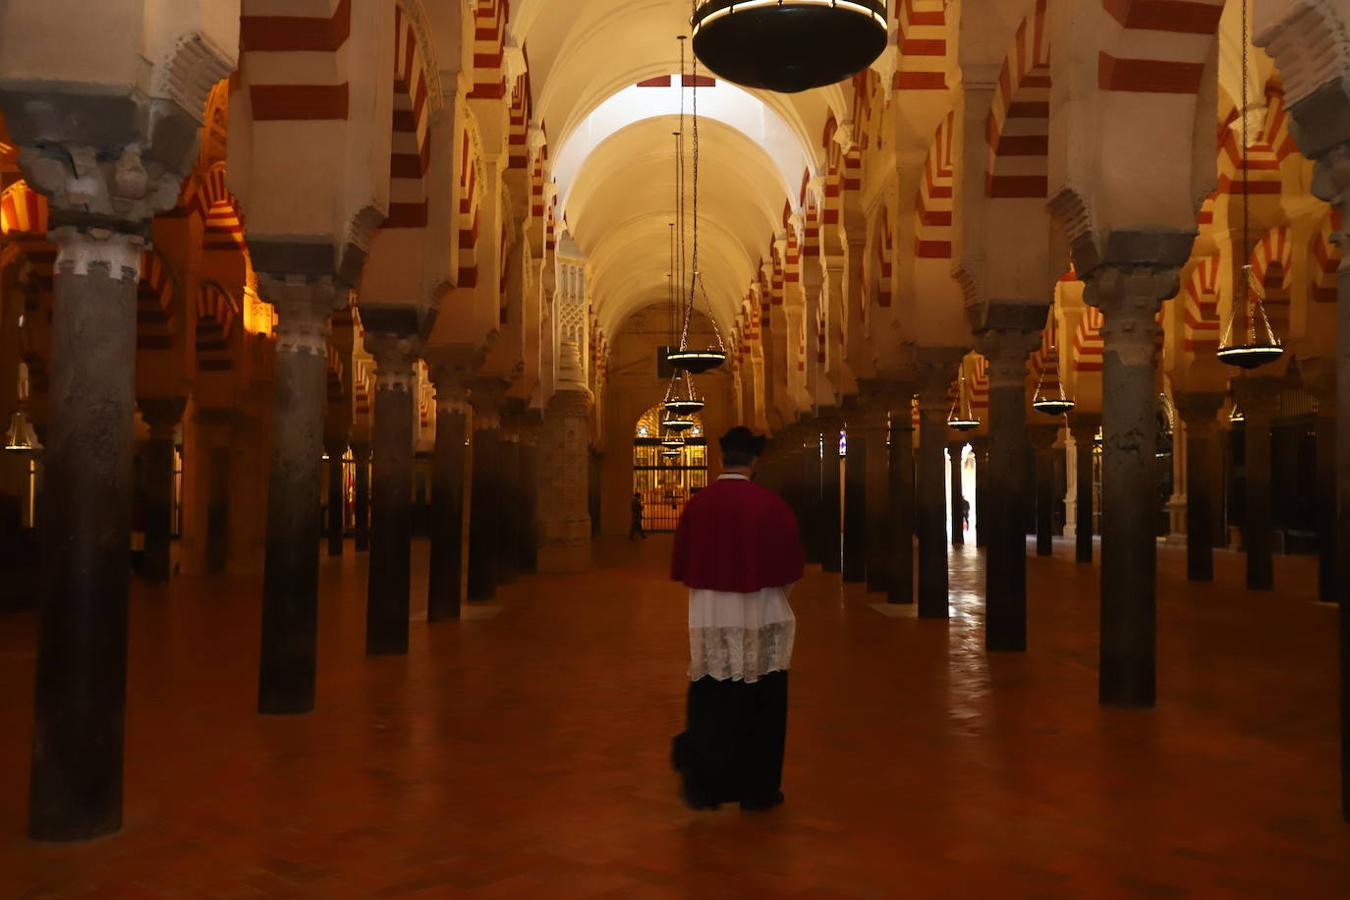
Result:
[740, 791, 784, 811]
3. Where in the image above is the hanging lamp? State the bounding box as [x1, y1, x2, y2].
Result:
[1032, 314, 1076, 416]
[947, 362, 981, 431]
[691, 0, 889, 94]
[5, 361, 39, 454]
[668, 39, 729, 375]
[1218, 0, 1284, 371]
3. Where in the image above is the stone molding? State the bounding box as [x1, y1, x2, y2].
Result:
[1255, 1, 1350, 108]
[21, 145, 181, 233]
[1083, 266, 1179, 367]
[365, 333, 421, 393]
[138, 396, 187, 439]
[261, 275, 343, 357]
[51, 227, 143, 283]
[974, 329, 1042, 389]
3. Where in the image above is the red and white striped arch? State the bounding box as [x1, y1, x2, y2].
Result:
[915, 111, 955, 259]
[875, 205, 894, 309]
[1073, 307, 1105, 374]
[239, 0, 353, 122]
[1249, 224, 1293, 331]
[986, 0, 1050, 199]
[1097, 0, 1225, 95]
[1182, 255, 1220, 352]
[969, 355, 990, 415]
[895, 0, 949, 91]
[197, 282, 238, 372]
[386, 3, 432, 229]
[457, 125, 483, 287]
[469, 0, 508, 100]
[137, 251, 177, 353]
[1312, 209, 1342, 304]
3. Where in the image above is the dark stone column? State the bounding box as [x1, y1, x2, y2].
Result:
[1237, 377, 1280, 592]
[970, 437, 989, 548]
[1174, 395, 1222, 582]
[916, 355, 960, 619]
[947, 442, 964, 547]
[27, 226, 143, 841]
[200, 420, 233, 575]
[426, 366, 468, 621]
[496, 415, 523, 586]
[138, 397, 185, 583]
[862, 394, 892, 593]
[975, 328, 1040, 651]
[1031, 426, 1058, 557]
[519, 422, 541, 575]
[258, 277, 342, 716]
[1316, 405, 1337, 604]
[842, 411, 868, 584]
[364, 334, 418, 655]
[818, 415, 843, 572]
[1086, 259, 1184, 708]
[324, 435, 346, 557]
[800, 429, 822, 565]
[467, 382, 505, 600]
[1069, 416, 1100, 564]
[888, 389, 916, 604]
[352, 443, 371, 552]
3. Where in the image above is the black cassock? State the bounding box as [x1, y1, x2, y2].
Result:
[669, 475, 804, 810]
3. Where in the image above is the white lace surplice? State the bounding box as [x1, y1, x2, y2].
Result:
[688, 587, 795, 683]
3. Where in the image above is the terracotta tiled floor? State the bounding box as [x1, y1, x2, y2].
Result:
[1, 537, 1348, 897]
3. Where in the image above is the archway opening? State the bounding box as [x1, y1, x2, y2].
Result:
[633, 404, 708, 532]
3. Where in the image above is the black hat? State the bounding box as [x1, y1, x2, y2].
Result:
[719, 426, 767, 458]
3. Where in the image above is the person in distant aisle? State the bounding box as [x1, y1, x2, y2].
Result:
[962, 496, 971, 532]
[670, 426, 804, 811]
[630, 492, 647, 540]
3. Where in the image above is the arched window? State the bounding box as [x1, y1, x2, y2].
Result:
[632, 404, 708, 532]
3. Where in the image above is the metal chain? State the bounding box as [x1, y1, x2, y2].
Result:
[1241, 0, 1254, 342]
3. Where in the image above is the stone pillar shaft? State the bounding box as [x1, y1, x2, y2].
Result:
[801, 432, 823, 566]
[979, 332, 1036, 652]
[138, 397, 185, 583]
[538, 388, 593, 573]
[819, 418, 843, 572]
[1175, 397, 1221, 582]
[352, 444, 370, 552]
[1069, 418, 1099, 565]
[1088, 265, 1174, 708]
[519, 432, 540, 575]
[842, 415, 868, 584]
[888, 407, 915, 604]
[497, 432, 522, 585]
[365, 337, 417, 655]
[1032, 428, 1057, 557]
[258, 277, 340, 716]
[862, 401, 891, 592]
[970, 438, 989, 548]
[1316, 411, 1337, 604]
[467, 396, 502, 599]
[28, 228, 141, 841]
[1239, 378, 1279, 592]
[427, 379, 468, 621]
[325, 441, 345, 557]
[915, 364, 954, 620]
[948, 442, 964, 547]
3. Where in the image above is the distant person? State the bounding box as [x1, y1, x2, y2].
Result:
[630, 492, 647, 540]
[670, 426, 804, 811]
[962, 496, 971, 531]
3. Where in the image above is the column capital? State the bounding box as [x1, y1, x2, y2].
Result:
[18, 144, 182, 236]
[1083, 263, 1178, 368]
[1172, 393, 1224, 433]
[469, 377, 511, 428]
[260, 275, 345, 357]
[915, 349, 964, 412]
[364, 332, 422, 393]
[973, 328, 1041, 388]
[1029, 424, 1059, 451]
[1234, 375, 1284, 419]
[1068, 412, 1102, 443]
[138, 396, 186, 439]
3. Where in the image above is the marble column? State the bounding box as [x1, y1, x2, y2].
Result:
[1316, 405, 1337, 604]
[818, 415, 843, 572]
[842, 410, 868, 584]
[916, 357, 959, 619]
[258, 276, 343, 715]
[352, 443, 371, 552]
[888, 391, 916, 604]
[975, 329, 1040, 651]
[862, 395, 892, 593]
[426, 366, 469, 621]
[1085, 260, 1181, 708]
[539, 388, 594, 573]
[324, 434, 346, 557]
[29, 224, 143, 840]
[1030, 426, 1058, 557]
[800, 428, 823, 566]
[947, 442, 965, 547]
[970, 437, 989, 548]
[1068, 416, 1100, 564]
[1174, 395, 1222, 582]
[467, 382, 505, 599]
[138, 397, 185, 583]
[1237, 377, 1280, 592]
[364, 334, 418, 655]
[496, 415, 523, 586]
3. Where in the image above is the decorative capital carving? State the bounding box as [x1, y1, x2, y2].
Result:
[260, 274, 344, 356]
[973, 329, 1041, 388]
[139, 396, 187, 438]
[364, 332, 421, 393]
[20, 144, 180, 232]
[1083, 265, 1175, 367]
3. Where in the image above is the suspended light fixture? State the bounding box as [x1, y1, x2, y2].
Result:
[4, 409, 37, 454]
[1032, 313, 1076, 416]
[662, 447, 683, 459]
[1218, 0, 1284, 371]
[947, 362, 980, 431]
[663, 373, 707, 417]
[661, 431, 686, 449]
[691, 0, 889, 94]
[668, 37, 728, 375]
[1229, 401, 1246, 425]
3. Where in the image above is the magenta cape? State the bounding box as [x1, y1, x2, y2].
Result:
[670, 477, 805, 593]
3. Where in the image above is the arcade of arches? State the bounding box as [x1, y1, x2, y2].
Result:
[2, 0, 1350, 891]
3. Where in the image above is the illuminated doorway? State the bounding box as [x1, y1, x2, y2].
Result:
[633, 405, 709, 533]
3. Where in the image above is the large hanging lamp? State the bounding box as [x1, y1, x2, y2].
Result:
[1218, 0, 1284, 372]
[1032, 314, 1076, 416]
[669, 39, 729, 375]
[3, 408, 37, 454]
[947, 362, 980, 431]
[691, 0, 890, 94]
